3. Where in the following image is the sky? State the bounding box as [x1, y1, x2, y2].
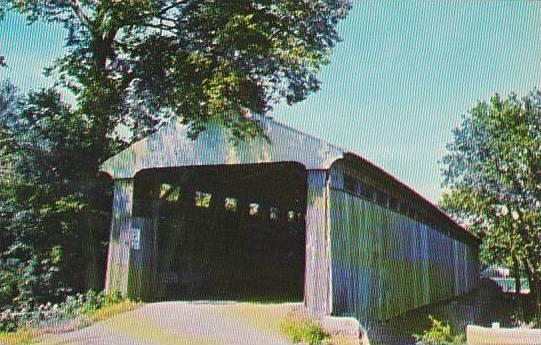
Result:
[1, 1, 541, 202]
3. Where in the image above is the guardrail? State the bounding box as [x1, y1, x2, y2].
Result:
[467, 324, 541, 345]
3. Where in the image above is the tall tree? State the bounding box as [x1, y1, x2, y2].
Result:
[0, 81, 112, 306]
[441, 91, 541, 312]
[7, 0, 351, 144]
[5, 0, 351, 290]
[0, 4, 5, 67]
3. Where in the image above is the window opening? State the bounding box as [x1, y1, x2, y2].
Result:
[195, 191, 212, 208]
[270, 207, 279, 221]
[224, 197, 239, 212]
[160, 184, 180, 202]
[249, 203, 260, 216]
[287, 210, 296, 222]
[344, 174, 357, 193]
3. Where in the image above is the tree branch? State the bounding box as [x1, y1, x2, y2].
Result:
[159, 1, 188, 15]
[156, 15, 177, 24]
[121, 0, 187, 25]
[66, 0, 92, 29]
[140, 22, 176, 33]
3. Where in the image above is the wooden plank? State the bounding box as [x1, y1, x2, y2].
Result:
[327, 180, 482, 322]
[105, 178, 161, 300]
[105, 178, 135, 296]
[305, 170, 332, 316]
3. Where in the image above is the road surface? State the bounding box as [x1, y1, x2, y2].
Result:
[40, 301, 300, 345]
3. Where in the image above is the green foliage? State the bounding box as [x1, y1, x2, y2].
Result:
[0, 328, 35, 345]
[2, 0, 350, 316]
[6, 0, 351, 141]
[0, 290, 137, 333]
[414, 316, 465, 345]
[0, 82, 112, 309]
[280, 314, 329, 345]
[441, 90, 541, 301]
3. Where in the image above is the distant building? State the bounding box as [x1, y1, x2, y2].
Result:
[482, 266, 529, 294]
[481, 266, 510, 279]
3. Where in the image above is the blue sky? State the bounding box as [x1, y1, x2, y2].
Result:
[1, 1, 540, 202]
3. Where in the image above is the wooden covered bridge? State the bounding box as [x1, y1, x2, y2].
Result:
[100, 117, 480, 323]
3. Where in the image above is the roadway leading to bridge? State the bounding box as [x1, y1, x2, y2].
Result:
[39, 301, 299, 345]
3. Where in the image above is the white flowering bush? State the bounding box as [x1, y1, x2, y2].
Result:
[0, 290, 124, 332]
[0, 309, 18, 332]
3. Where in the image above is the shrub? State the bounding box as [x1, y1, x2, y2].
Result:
[280, 313, 329, 345]
[0, 309, 18, 333]
[414, 315, 465, 345]
[0, 289, 137, 333]
[83, 300, 140, 324]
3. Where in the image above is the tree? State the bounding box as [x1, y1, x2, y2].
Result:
[0, 81, 112, 306]
[0, 4, 5, 68]
[441, 91, 541, 312]
[3, 1, 351, 292]
[7, 0, 351, 143]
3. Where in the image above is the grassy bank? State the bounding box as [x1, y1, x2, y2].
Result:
[0, 291, 141, 344]
[0, 328, 35, 345]
[80, 299, 141, 324]
[280, 312, 329, 345]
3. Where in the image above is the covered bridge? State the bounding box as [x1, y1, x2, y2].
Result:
[101, 117, 480, 323]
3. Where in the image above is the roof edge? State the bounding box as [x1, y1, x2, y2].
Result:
[340, 152, 480, 244]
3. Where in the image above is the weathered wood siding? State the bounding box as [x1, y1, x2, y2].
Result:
[328, 162, 479, 322]
[305, 170, 332, 316]
[129, 179, 161, 300]
[101, 117, 480, 318]
[105, 179, 134, 295]
[102, 118, 344, 179]
[105, 178, 160, 300]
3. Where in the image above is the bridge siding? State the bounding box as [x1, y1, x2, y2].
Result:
[304, 170, 333, 316]
[101, 119, 480, 325]
[328, 160, 479, 322]
[104, 179, 134, 296]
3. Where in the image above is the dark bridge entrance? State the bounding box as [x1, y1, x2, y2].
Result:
[134, 163, 307, 302]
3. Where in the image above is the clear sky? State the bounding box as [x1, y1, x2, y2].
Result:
[1, 1, 540, 202]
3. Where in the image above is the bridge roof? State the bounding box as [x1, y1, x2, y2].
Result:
[101, 117, 345, 179]
[101, 116, 479, 244]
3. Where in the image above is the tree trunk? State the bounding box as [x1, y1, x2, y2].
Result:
[533, 273, 541, 318]
[523, 259, 536, 297]
[527, 276, 541, 319]
[80, 175, 102, 291]
[77, 29, 118, 292]
[82, 218, 99, 290]
[512, 257, 524, 321]
[513, 257, 522, 294]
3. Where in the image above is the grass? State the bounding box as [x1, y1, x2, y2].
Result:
[80, 299, 142, 324]
[0, 298, 142, 345]
[0, 328, 36, 345]
[413, 316, 465, 345]
[280, 312, 330, 345]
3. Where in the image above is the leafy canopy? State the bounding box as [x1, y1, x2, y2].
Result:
[0, 81, 112, 307]
[7, 0, 351, 142]
[441, 91, 541, 288]
[1, 0, 351, 307]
